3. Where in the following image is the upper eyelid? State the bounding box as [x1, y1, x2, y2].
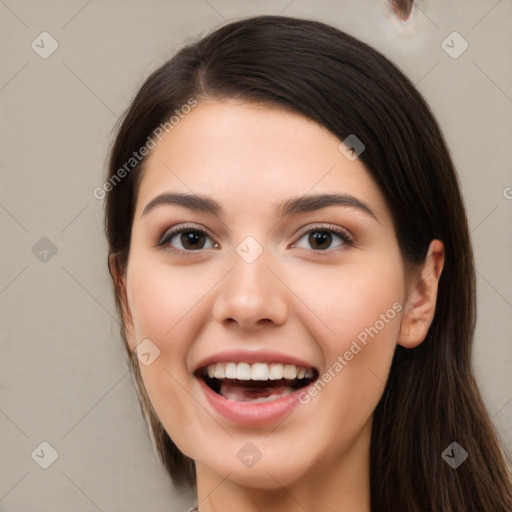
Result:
[294, 223, 352, 239]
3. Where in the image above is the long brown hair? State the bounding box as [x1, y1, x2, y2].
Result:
[103, 15, 512, 510]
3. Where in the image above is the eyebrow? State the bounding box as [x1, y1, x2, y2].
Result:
[141, 192, 379, 222]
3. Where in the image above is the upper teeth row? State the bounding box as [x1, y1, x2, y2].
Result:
[206, 362, 314, 381]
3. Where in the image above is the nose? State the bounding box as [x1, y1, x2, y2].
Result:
[212, 249, 289, 331]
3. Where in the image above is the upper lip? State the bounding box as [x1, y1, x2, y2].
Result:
[193, 349, 317, 374]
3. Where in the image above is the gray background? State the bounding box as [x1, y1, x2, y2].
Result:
[1, 1, 511, 510]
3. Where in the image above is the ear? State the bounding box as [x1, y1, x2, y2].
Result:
[397, 239, 445, 349]
[109, 253, 137, 350]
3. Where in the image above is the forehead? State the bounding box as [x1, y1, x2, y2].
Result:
[134, 100, 390, 223]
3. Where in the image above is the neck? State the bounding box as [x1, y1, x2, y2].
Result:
[194, 419, 372, 512]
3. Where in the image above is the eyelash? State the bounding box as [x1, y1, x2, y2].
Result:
[157, 223, 354, 256]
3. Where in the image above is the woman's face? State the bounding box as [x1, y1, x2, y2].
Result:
[123, 100, 411, 489]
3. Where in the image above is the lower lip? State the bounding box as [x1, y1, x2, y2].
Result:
[198, 378, 306, 426]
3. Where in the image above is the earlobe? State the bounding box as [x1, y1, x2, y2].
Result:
[397, 240, 445, 349]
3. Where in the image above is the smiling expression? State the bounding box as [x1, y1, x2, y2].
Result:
[121, 100, 412, 489]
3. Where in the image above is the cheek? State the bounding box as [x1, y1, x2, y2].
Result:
[126, 265, 196, 446]
[125, 259, 210, 427]
[336, 270, 403, 354]
[290, 254, 404, 350]
[291, 255, 404, 415]
[127, 259, 201, 342]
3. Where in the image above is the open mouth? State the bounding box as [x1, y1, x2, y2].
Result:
[196, 362, 318, 403]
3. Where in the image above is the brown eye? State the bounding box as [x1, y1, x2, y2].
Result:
[308, 230, 333, 250]
[158, 226, 217, 252]
[292, 226, 353, 252]
[180, 230, 206, 250]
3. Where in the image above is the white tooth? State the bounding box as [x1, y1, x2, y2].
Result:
[251, 363, 269, 380]
[236, 362, 252, 380]
[214, 362, 226, 379]
[304, 368, 314, 379]
[225, 362, 237, 379]
[268, 363, 284, 380]
[283, 364, 297, 379]
[297, 367, 306, 379]
[207, 365, 216, 378]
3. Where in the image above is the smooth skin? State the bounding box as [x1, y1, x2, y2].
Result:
[114, 101, 444, 512]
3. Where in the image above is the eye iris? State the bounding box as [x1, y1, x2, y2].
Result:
[182, 230, 205, 250]
[309, 230, 332, 250]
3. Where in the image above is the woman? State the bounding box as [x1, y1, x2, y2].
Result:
[102, 15, 512, 511]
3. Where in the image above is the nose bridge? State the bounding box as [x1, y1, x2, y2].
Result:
[212, 238, 288, 329]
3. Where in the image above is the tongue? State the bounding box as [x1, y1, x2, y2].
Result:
[220, 381, 294, 402]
